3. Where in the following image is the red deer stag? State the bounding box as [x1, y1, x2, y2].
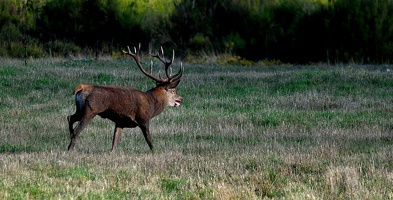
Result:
[67, 44, 184, 151]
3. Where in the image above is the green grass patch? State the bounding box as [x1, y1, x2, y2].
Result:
[0, 143, 36, 153]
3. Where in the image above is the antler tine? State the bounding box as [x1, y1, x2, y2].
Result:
[160, 46, 164, 57]
[122, 46, 131, 55]
[169, 62, 183, 83]
[169, 50, 175, 76]
[163, 49, 175, 78]
[172, 50, 175, 63]
[136, 43, 141, 54]
[122, 45, 138, 59]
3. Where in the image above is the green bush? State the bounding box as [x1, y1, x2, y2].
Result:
[45, 40, 81, 57]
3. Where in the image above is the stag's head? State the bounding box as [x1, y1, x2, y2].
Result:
[122, 44, 184, 107]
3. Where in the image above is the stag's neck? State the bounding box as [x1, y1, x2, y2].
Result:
[145, 87, 167, 118]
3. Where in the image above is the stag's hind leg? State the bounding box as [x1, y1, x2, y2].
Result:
[68, 91, 85, 137]
[67, 113, 81, 137]
[67, 113, 95, 151]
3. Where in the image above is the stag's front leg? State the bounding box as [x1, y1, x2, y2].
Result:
[111, 126, 123, 152]
[139, 123, 153, 151]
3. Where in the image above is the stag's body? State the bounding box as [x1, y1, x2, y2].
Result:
[67, 45, 183, 151]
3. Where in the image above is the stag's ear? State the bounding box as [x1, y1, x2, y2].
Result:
[167, 79, 181, 89]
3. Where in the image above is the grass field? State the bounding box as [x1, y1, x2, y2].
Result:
[0, 58, 392, 199]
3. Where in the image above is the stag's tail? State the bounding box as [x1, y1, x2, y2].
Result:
[73, 84, 93, 95]
[72, 84, 94, 112]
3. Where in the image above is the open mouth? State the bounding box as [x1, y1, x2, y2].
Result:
[174, 100, 181, 107]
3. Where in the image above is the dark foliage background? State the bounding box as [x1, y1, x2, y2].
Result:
[1, 0, 392, 63]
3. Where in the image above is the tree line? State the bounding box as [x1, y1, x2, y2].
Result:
[1, 0, 392, 64]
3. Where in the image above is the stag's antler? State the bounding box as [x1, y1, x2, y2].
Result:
[122, 44, 163, 83]
[122, 44, 183, 84]
[150, 46, 174, 79]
